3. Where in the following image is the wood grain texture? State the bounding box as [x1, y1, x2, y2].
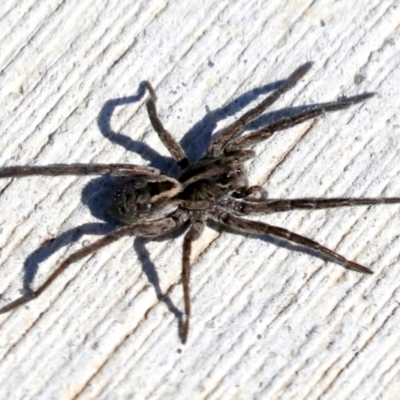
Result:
[0, 0, 399, 399]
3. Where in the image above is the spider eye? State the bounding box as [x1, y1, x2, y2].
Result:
[220, 174, 231, 184]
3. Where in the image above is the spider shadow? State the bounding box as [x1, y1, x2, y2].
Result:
[89, 78, 289, 330]
[133, 224, 190, 335]
[95, 77, 349, 321]
[97, 78, 288, 168]
[19, 176, 125, 295]
[9, 74, 337, 334]
[95, 81, 342, 321]
[18, 175, 188, 334]
[97, 82, 174, 173]
[97, 77, 332, 168]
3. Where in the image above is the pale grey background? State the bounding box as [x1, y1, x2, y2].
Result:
[0, 1, 399, 399]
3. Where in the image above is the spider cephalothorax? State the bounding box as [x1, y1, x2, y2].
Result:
[1, 62, 399, 344]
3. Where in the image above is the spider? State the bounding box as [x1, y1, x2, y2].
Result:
[0, 62, 399, 344]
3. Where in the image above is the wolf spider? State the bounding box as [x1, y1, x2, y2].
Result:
[0, 62, 398, 344]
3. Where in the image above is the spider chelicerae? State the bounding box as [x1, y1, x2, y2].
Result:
[0, 62, 399, 344]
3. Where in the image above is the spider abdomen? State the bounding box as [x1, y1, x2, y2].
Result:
[109, 176, 180, 224]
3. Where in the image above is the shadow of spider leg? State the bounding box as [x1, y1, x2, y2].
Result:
[0, 162, 188, 314]
[0, 211, 188, 314]
[207, 62, 315, 157]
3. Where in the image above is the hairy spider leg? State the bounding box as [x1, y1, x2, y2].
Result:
[225, 93, 374, 152]
[144, 81, 189, 169]
[221, 197, 400, 215]
[211, 207, 372, 274]
[207, 62, 314, 157]
[181, 216, 205, 344]
[0, 164, 161, 178]
[0, 212, 188, 314]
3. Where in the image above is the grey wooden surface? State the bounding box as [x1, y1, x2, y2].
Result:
[0, 1, 399, 399]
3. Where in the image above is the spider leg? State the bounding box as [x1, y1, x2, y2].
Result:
[0, 210, 188, 314]
[0, 164, 161, 179]
[181, 216, 205, 344]
[144, 82, 189, 169]
[225, 93, 374, 152]
[221, 197, 400, 215]
[207, 62, 314, 157]
[210, 207, 373, 274]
